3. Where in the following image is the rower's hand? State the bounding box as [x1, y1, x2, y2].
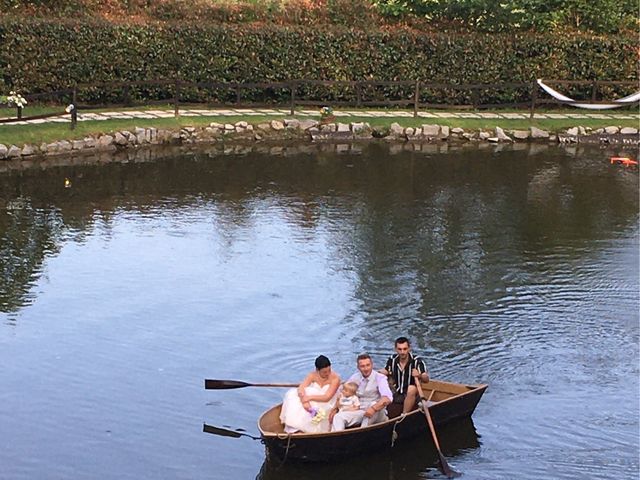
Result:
[411, 368, 420, 378]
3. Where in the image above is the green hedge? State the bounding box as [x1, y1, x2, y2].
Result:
[0, 20, 636, 105]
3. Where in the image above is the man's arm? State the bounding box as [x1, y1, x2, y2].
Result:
[413, 357, 430, 383]
[378, 357, 392, 376]
[366, 373, 392, 416]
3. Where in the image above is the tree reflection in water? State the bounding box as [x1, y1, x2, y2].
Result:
[0, 142, 637, 319]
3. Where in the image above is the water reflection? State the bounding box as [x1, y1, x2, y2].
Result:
[0, 142, 637, 480]
[255, 418, 480, 480]
[0, 142, 637, 317]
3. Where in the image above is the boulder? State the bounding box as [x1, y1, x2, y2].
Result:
[620, 127, 638, 135]
[270, 120, 285, 130]
[114, 132, 128, 146]
[21, 144, 36, 156]
[495, 126, 513, 142]
[530, 127, 549, 139]
[283, 119, 300, 129]
[604, 126, 619, 134]
[422, 124, 440, 136]
[389, 123, 404, 136]
[0, 144, 8, 159]
[511, 130, 529, 140]
[97, 135, 115, 149]
[7, 145, 21, 158]
[299, 119, 318, 130]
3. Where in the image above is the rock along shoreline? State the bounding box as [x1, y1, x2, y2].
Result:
[0, 119, 638, 161]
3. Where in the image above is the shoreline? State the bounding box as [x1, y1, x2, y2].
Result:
[1, 134, 637, 175]
[0, 119, 638, 163]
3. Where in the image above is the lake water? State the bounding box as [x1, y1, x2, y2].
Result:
[0, 142, 638, 480]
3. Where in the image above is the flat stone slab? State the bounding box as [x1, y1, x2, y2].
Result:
[417, 112, 439, 118]
[501, 113, 526, 119]
[477, 113, 502, 118]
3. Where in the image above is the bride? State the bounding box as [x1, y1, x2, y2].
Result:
[280, 355, 341, 433]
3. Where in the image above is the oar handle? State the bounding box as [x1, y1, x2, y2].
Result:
[416, 380, 460, 477]
[250, 383, 299, 388]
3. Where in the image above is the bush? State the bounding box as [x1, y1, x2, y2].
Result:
[0, 19, 636, 105]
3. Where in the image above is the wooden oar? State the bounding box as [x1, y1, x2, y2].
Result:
[415, 380, 460, 478]
[202, 423, 261, 440]
[204, 379, 298, 390]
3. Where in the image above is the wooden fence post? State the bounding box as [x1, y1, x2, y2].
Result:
[17, 106, 22, 119]
[414, 80, 420, 118]
[290, 81, 296, 116]
[591, 80, 598, 102]
[174, 79, 180, 118]
[356, 82, 362, 109]
[71, 87, 77, 130]
[529, 80, 538, 119]
[123, 84, 131, 107]
[471, 87, 479, 110]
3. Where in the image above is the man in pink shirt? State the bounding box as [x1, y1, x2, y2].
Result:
[329, 353, 393, 431]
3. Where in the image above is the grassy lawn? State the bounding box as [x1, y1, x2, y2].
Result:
[0, 110, 637, 147]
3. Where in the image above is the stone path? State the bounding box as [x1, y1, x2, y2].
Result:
[2, 108, 639, 125]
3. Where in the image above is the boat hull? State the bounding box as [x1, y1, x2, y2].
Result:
[258, 380, 487, 462]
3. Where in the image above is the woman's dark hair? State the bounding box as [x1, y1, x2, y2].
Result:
[315, 355, 331, 370]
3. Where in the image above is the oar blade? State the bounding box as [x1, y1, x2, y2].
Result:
[203, 423, 243, 438]
[437, 451, 461, 478]
[204, 379, 250, 390]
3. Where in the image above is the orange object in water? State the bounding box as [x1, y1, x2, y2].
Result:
[610, 157, 639, 166]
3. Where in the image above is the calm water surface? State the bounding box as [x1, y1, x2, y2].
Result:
[0, 143, 638, 480]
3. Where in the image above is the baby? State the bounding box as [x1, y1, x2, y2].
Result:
[336, 381, 361, 412]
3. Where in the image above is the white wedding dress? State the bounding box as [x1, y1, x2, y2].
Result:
[279, 382, 336, 434]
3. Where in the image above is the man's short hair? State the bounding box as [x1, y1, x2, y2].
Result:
[356, 353, 371, 362]
[394, 336, 410, 346]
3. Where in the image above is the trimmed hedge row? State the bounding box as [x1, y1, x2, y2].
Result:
[0, 20, 637, 105]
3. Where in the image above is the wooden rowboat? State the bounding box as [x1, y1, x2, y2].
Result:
[258, 379, 487, 462]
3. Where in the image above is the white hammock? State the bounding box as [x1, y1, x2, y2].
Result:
[537, 79, 640, 110]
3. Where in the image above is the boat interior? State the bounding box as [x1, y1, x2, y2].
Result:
[259, 379, 480, 435]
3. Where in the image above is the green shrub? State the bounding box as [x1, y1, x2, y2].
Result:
[0, 20, 636, 105]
